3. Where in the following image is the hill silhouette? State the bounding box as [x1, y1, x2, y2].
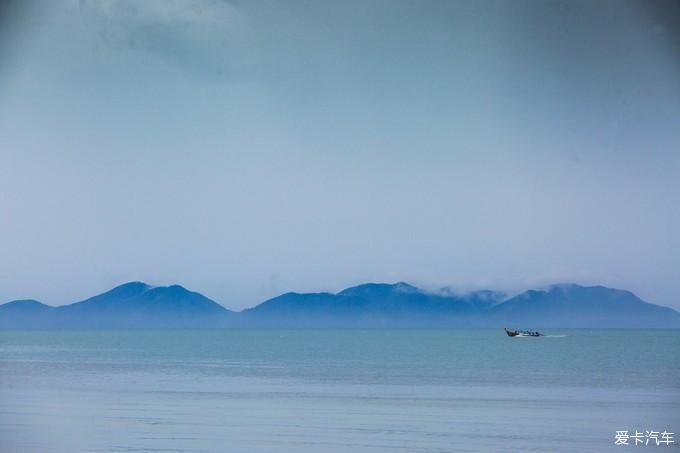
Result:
[1, 281, 678, 328]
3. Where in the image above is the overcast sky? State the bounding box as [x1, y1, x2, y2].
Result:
[1, 0, 679, 310]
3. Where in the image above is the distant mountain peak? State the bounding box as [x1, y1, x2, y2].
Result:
[337, 282, 422, 297]
[112, 281, 151, 289]
[2, 298, 43, 305]
[394, 281, 419, 291]
[100, 281, 152, 298]
[534, 283, 636, 300]
[0, 299, 52, 310]
[151, 284, 189, 294]
[142, 284, 208, 302]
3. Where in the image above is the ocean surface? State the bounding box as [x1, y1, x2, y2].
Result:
[1, 329, 678, 452]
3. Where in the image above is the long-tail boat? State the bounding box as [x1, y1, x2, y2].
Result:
[504, 327, 543, 337]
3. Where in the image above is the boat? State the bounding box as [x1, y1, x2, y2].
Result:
[504, 327, 543, 337]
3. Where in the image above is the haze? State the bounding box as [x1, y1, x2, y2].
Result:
[0, 0, 678, 310]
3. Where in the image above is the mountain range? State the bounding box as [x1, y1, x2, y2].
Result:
[1, 281, 679, 329]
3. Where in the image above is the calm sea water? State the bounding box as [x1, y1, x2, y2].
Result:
[0, 329, 678, 452]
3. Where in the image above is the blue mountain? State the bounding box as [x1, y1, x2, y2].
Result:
[242, 282, 680, 327]
[242, 282, 504, 327]
[0, 282, 233, 328]
[0, 299, 54, 328]
[491, 284, 680, 328]
[0, 299, 52, 313]
[1, 281, 679, 328]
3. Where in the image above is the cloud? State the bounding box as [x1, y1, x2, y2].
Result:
[77, 0, 249, 76]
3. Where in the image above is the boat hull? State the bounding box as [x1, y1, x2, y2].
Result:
[504, 327, 542, 337]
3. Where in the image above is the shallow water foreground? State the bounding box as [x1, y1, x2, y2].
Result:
[1, 329, 678, 452]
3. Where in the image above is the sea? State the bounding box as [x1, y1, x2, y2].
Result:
[0, 329, 678, 452]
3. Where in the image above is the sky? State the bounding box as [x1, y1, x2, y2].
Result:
[0, 0, 679, 310]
